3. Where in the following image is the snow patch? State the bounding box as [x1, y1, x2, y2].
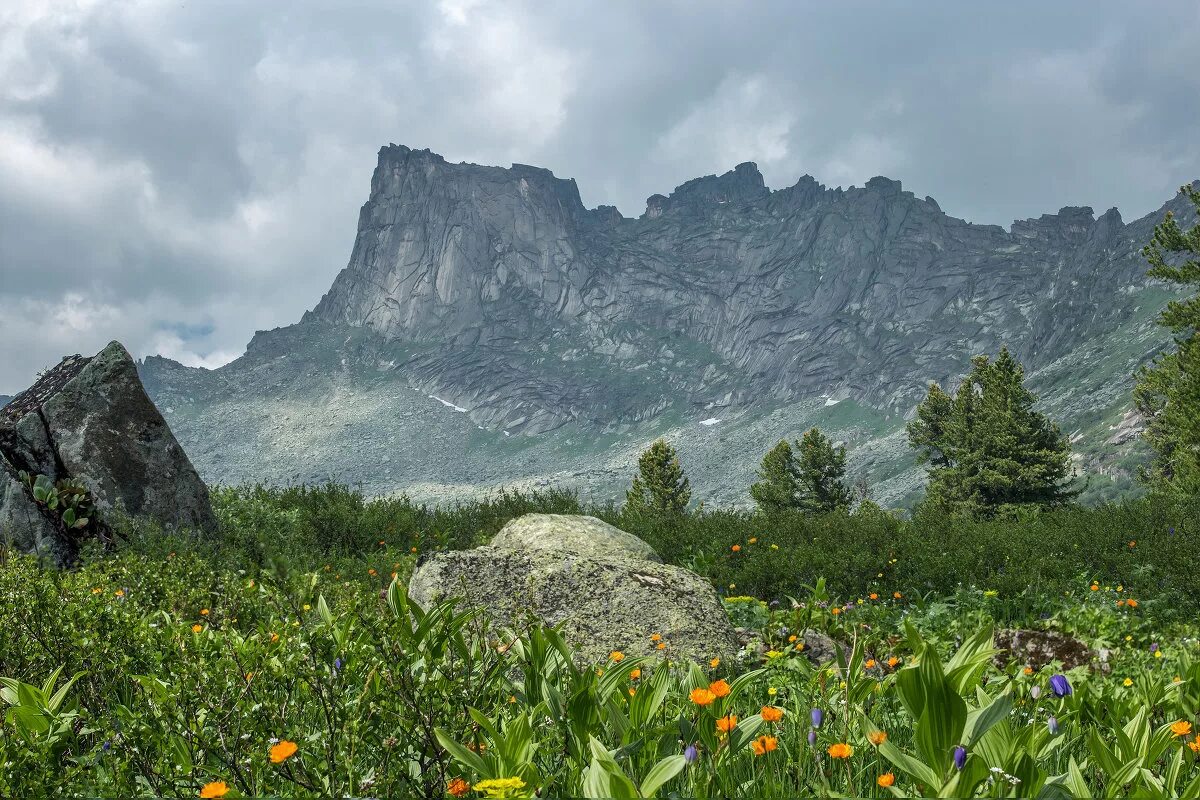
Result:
[429, 395, 468, 413]
[699, 417, 721, 426]
[824, 397, 842, 407]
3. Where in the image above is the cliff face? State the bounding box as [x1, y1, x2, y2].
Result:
[141, 145, 1196, 507]
[304, 145, 1180, 436]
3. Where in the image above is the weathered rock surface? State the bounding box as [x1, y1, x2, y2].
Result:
[490, 513, 662, 562]
[408, 514, 737, 664]
[994, 628, 1097, 671]
[1, 342, 217, 563]
[139, 146, 1199, 507]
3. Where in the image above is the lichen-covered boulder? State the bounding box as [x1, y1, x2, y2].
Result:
[490, 513, 662, 562]
[409, 514, 736, 665]
[0, 341, 217, 564]
[994, 629, 1096, 671]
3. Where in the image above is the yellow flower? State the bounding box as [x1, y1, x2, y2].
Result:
[710, 657, 720, 668]
[767, 686, 777, 696]
[1171, 721, 1193, 737]
[1124, 678, 1133, 687]
[473, 777, 528, 799]
[690, 688, 716, 706]
[868, 730, 888, 746]
[191, 624, 203, 634]
[766, 650, 783, 659]
[200, 781, 230, 798]
[1155, 651, 1164, 659]
[748, 537, 758, 544]
[877, 772, 896, 788]
[91, 587, 102, 595]
[770, 544, 779, 550]
[827, 742, 853, 759]
[302, 604, 311, 612]
[114, 589, 125, 598]
[269, 740, 298, 763]
[628, 687, 637, 697]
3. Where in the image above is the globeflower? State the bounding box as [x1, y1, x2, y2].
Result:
[715, 714, 738, 734]
[761, 705, 784, 722]
[751, 735, 777, 755]
[610, 651, 625, 662]
[447, 777, 470, 797]
[827, 743, 852, 759]
[877, 772, 895, 788]
[1171, 720, 1193, 737]
[690, 688, 716, 706]
[731, 544, 741, 552]
[868, 730, 888, 746]
[709, 679, 731, 698]
[200, 781, 229, 798]
[269, 740, 298, 764]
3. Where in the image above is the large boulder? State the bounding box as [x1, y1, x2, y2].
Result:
[409, 514, 737, 665]
[0, 342, 217, 564]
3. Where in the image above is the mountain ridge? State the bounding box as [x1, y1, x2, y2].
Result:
[140, 145, 1197, 507]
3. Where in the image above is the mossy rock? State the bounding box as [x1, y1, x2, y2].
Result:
[490, 513, 662, 562]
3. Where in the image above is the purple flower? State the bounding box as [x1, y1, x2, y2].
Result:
[1150, 643, 1159, 653]
[953, 746, 967, 770]
[1169, 526, 1176, 536]
[334, 657, 342, 671]
[810, 708, 824, 728]
[1049, 674, 1072, 698]
[808, 730, 817, 747]
[102, 740, 111, 753]
[1048, 717, 1059, 735]
[684, 744, 698, 764]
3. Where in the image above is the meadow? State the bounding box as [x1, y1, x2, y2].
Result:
[2, 484, 1200, 798]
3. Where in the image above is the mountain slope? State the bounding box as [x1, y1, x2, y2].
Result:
[140, 145, 1196, 507]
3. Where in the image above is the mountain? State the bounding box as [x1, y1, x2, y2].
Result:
[0, 396, 10, 409]
[140, 145, 1196, 508]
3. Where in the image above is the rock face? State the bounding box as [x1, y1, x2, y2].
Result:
[408, 514, 737, 664]
[1, 341, 217, 563]
[140, 146, 1199, 507]
[994, 628, 1096, 671]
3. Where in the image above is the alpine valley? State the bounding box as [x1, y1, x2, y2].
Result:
[138, 145, 1198, 508]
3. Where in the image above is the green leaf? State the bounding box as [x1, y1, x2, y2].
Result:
[638, 754, 685, 798]
[434, 728, 490, 779]
[878, 740, 941, 788]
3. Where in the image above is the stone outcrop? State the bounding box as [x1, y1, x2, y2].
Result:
[0, 341, 217, 564]
[994, 628, 1097, 671]
[408, 513, 738, 664]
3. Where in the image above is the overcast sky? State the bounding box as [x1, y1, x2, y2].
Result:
[2, 1, 1199, 393]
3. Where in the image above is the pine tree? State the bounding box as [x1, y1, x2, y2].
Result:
[1134, 184, 1200, 494]
[749, 439, 801, 513]
[910, 347, 1076, 517]
[795, 428, 853, 513]
[625, 438, 692, 514]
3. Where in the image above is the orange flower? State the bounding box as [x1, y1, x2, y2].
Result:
[629, 668, 641, 680]
[761, 705, 784, 723]
[715, 714, 738, 734]
[1023, 666, 1034, 676]
[868, 730, 888, 746]
[191, 624, 203, 634]
[830, 607, 841, 616]
[751, 735, 777, 755]
[788, 634, 798, 643]
[610, 651, 625, 662]
[865, 659, 877, 669]
[656, 642, 666, 650]
[200, 781, 230, 798]
[731, 544, 741, 552]
[868, 593, 878, 600]
[893, 591, 902, 599]
[1116, 599, 1126, 607]
[368, 568, 377, 576]
[709, 679, 731, 698]
[114, 589, 125, 598]
[200, 608, 210, 616]
[877, 772, 896, 788]
[1090, 584, 1099, 591]
[1189, 739, 1200, 754]
[690, 688, 716, 706]
[269, 740, 298, 763]
[447, 777, 470, 797]
[1127, 599, 1139, 608]
[827, 743, 853, 759]
[1129, 540, 1136, 548]
[709, 657, 721, 668]
[628, 688, 637, 697]
[410, 547, 417, 553]
[1171, 721, 1193, 737]
[887, 656, 900, 668]
[748, 537, 758, 544]
[269, 632, 279, 643]
[650, 633, 662, 642]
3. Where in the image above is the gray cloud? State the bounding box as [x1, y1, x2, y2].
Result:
[1, 0, 1198, 392]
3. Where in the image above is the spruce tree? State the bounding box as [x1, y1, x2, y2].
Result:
[749, 439, 801, 513]
[625, 438, 692, 514]
[1134, 184, 1200, 494]
[909, 347, 1076, 517]
[795, 428, 853, 513]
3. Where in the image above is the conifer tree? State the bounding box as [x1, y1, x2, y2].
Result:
[909, 347, 1076, 516]
[795, 428, 853, 513]
[749, 439, 801, 513]
[625, 438, 692, 514]
[1134, 184, 1200, 494]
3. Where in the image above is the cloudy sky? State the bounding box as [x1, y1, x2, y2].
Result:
[2, 1, 1198, 393]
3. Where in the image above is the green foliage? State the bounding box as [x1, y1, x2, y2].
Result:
[17, 470, 94, 531]
[625, 438, 692, 516]
[908, 348, 1077, 517]
[749, 439, 802, 514]
[1135, 184, 1200, 494]
[795, 428, 853, 514]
